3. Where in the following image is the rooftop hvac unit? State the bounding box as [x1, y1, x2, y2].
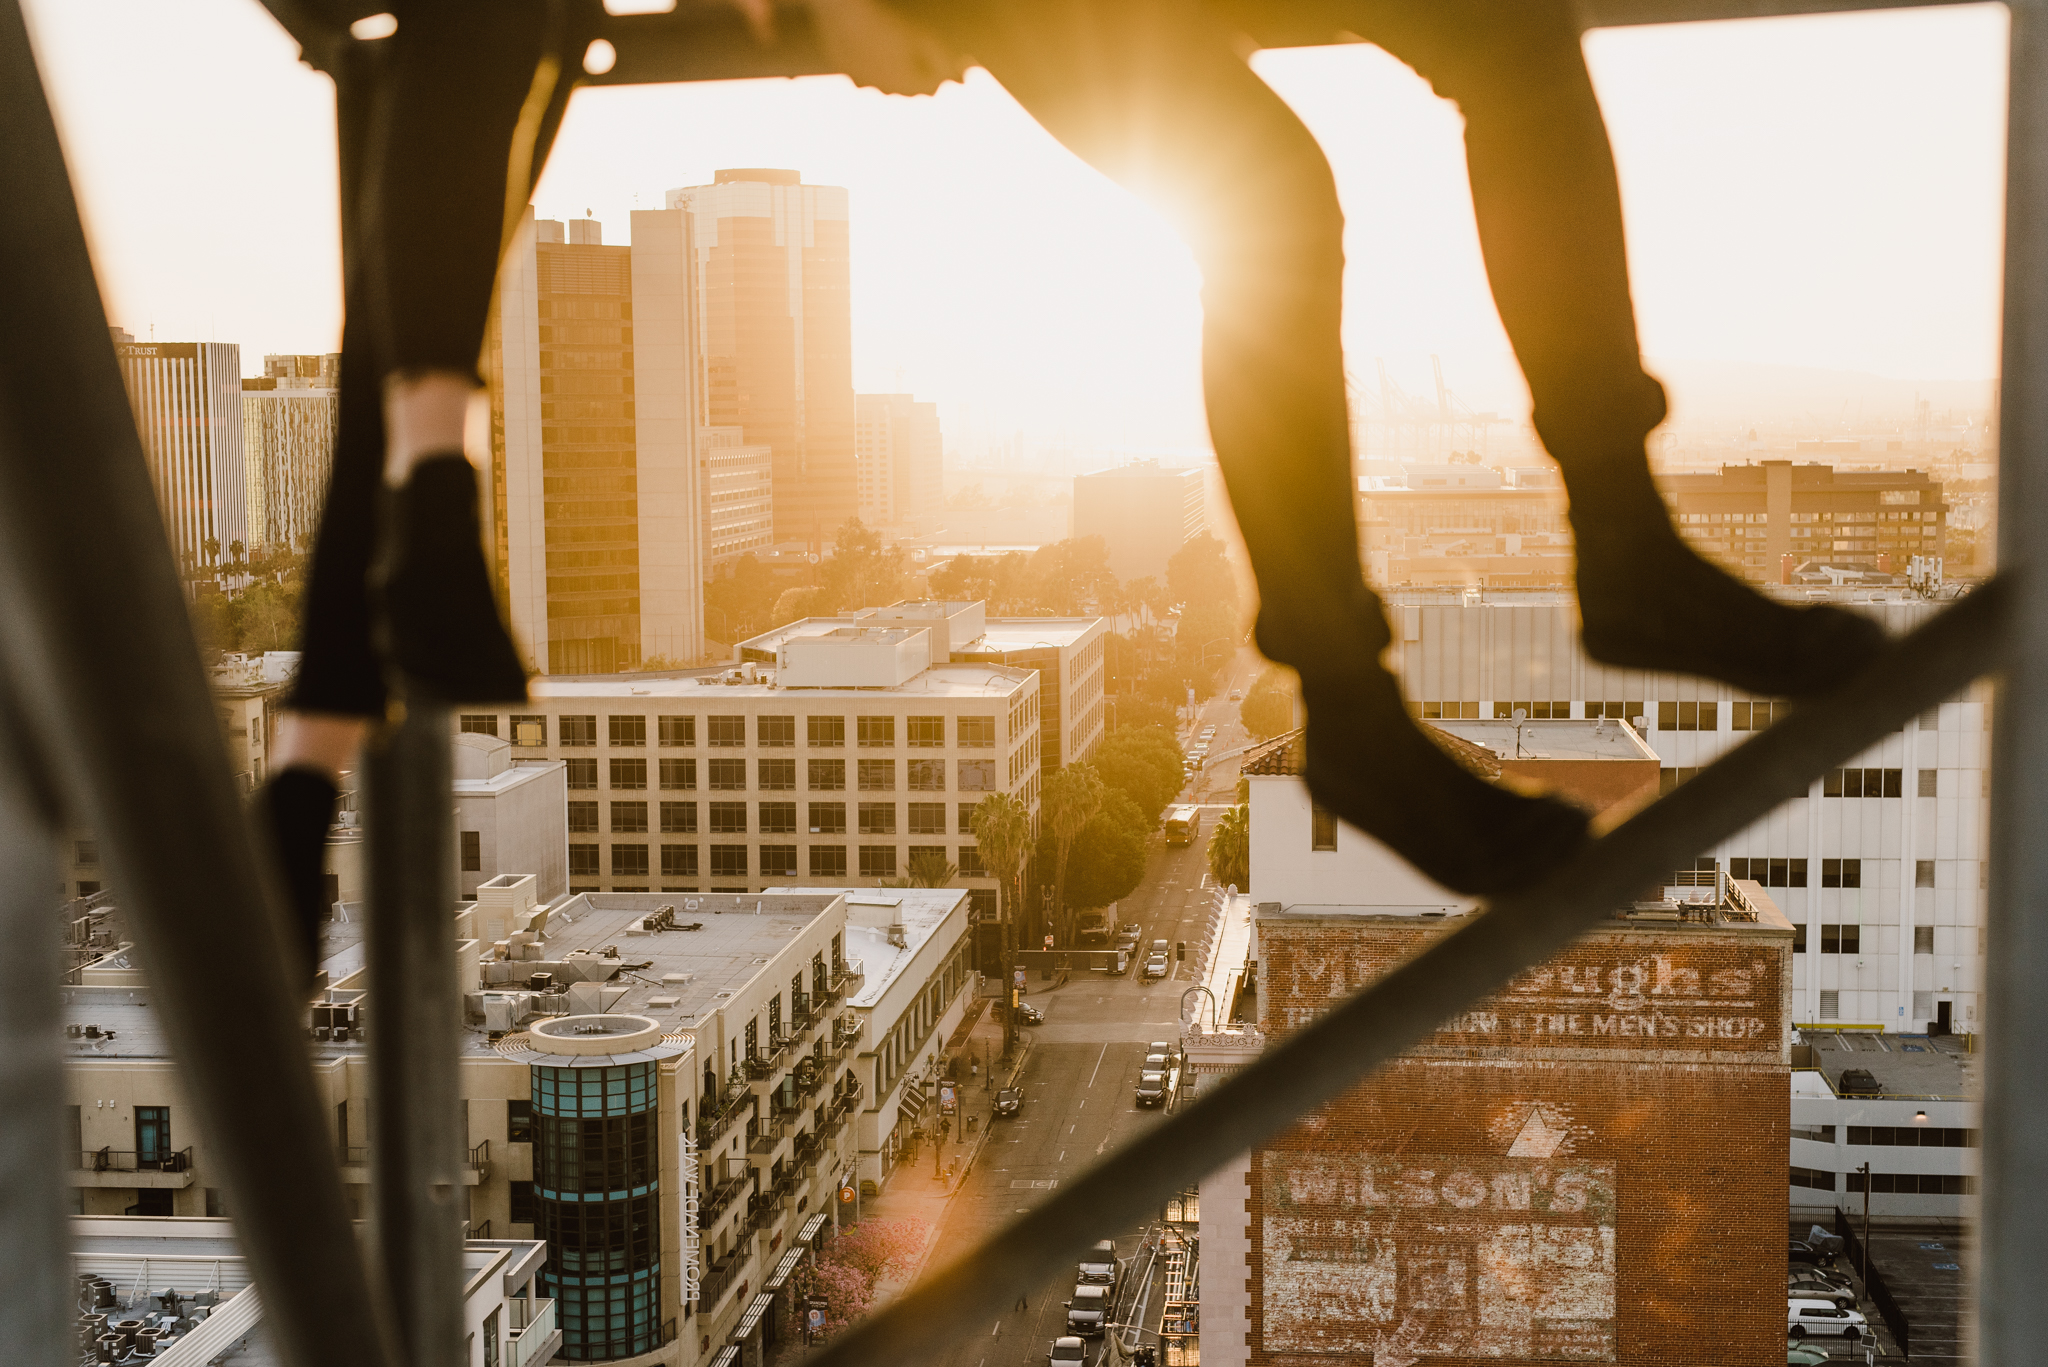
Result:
[528, 972, 554, 993]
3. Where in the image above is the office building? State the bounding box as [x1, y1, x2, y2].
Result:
[240, 352, 339, 554]
[702, 426, 774, 567]
[741, 599, 1106, 773]
[62, 879, 968, 1366]
[1664, 462, 1948, 581]
[456, 605, 1045, 910]
[854, 392, 942, 531]
[1789, 1030, 1979, 1220]
[452, 731, 570, 902]
[666, 171, 857, 547]
[1359, 464, 1573, 589]
[1072, 461, 1205, 582]
[114, 338, 245, 575]
[1383, 585, 1990, 1036]
[1185, 726, 1791, 1367]
[491, 212, 706, 674]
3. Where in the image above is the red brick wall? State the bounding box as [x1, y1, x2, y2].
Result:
[1247, 917, 1790, 1365]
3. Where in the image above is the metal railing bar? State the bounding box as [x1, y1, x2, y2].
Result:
[367, 699, 464, 1367]
[1983, 3, 2045, 1361]
[0, 5, 397, 1365]
[811, 579, 2009, 1367]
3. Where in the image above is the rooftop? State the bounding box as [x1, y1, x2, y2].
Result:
[1241, 717, 1657, 781]
[525, 661, 1035, 700]
[739, 603, 1100, 660]
[1801, 1030, 1978, 1100]
[762, 887, 969, 1009]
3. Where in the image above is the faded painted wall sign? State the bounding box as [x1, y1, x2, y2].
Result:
[1263, 1150, 1617, 1360]
[1270, 938, 1781, 1054]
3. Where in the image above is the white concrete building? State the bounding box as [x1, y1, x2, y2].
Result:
[741, 600, 1106, 773]
[452, 732, 570, 902]
[453, 616, 1043, 912]
[1384, 586, 1992, 1036]
[115, 339, 246, 576]
[854, 392, 942, 531]
[1789, 1031, 1979, 1220]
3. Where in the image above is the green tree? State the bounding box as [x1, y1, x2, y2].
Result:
[202, 535, 221, 571]
[1173, 598, 1240, 702]
[771, 585, 826, 627]
[971, 791, 1033, 1055]
[1024, 537, 1117, 616]
[1061, 790, 1148, 911]
[705, 554, 790, 643]
[1207, 802, 1250, 893]
[1239, 666, 1299, 741]
[1040, 764, 1104, 945]
[237, 580, 302, 653]
[1092, 726, 1187, 826]
[821, 519, 906, 612]
[1167, 532, 1237, 611]
[883, 850, 957, 888]
[1107, 692, 1176, 735]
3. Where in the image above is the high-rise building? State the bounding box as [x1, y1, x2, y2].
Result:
[1664, 461, 1949, 581]
[666, 171, 856, 547]
[114, 338, 245, 574]
[491, 212, 706, 674]
[240, 352, 338, 554]
[1072, 460, 1205, 582]
[854, 392, 942, 531]
[702, 425, 774, 567]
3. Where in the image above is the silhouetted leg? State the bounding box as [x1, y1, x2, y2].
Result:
[1368, 1, 1885, 696]
[904, 0, 1589, 894]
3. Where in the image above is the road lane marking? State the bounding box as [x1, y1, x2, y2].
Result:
[1087, 1041, 1110, 1087]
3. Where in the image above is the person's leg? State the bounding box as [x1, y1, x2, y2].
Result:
[1374, 2, 1884, 695]
[899, 0, 1588, 894]
[355, 0, 550, 704]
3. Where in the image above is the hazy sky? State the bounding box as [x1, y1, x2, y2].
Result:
[24, 0, 2008, 450]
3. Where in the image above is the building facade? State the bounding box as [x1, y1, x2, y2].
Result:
[1188, 732, 1792, 1367]
[853, 392, 942, 531]
[491, 212, 707, 675]
[115, 339, 245, 575]
[1384, 586, 1990, 1036]
[702, 426, 774, 568]
[1664, 461, 1948, 580]
[452, 731, 570, 902]
[453, 620, 1042, 905]
[666, 171, 856, 547]
[1072, 460, 1205, 582]
[240, 352, 339, 553]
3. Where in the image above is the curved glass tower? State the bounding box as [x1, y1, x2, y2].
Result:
[519, 1015, 685, 1361]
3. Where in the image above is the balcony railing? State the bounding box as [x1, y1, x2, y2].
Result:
[698, 1244, 749, 1311]
[340, 1143, 489, 1175]
[81, 1147, 192, 1174]
[468, 1219, 491, 1239]
[696, 1093, 751, 1151]
[747, 1118, 785, 1156]
[831, 1081, 864, 1117]
[792, 1129, 821, 1167]
[507, 1298, 557, 1367]
[831, 1013, 865, 1054]
[741, 1054, 776, 1081]
[698, 1169, 750, 1228]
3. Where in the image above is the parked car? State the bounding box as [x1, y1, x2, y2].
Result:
[1066, 1283, 1109, 1336]
[1788, 1300, 1867, 1340]
[1148, 1040, 1181, 1065]
[1143, 953, 1169, 980]
[1228, 688, 1243, 701]
[1838, 1068, 1883, 1095]
[1135, 1070, 1170, 1107]
[995, 1087, 1023, 1118]
[1076, 1240, 1118, 1287]
[1048, 1335, 1089, 1365]
[1006, 1001, 1043, 1026]
[1116, 931, 1142, 957]
[1787, 1341, 1832, 1366]
[1787, 1281, 1856, 1311]
[1788, 1240, 1836, 1268]
[1787, 1264, 1852, 1290]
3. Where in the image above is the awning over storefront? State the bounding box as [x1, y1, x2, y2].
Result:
[896, 1083, 926, 1125]
[731, 1292, 775, 1342]
[764, 1244, 806, 1293]
[707, 1348, 739, 1367]
[800, 1212, 829, 1246]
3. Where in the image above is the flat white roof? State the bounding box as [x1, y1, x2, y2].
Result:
[527, 663, 1035, 701]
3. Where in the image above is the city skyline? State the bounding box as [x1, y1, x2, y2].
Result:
[25, 0, 2009, 459]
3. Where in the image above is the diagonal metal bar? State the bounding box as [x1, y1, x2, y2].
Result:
[813, 579, 2010, 1367]
[0, 5, 399, 1365]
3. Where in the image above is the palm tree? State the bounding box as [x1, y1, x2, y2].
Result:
[1207, 803, 1250, 893]
[882, 850, 958, 889]
[971, 791, 1032, 1055]
[1041, 764, 1104, 948]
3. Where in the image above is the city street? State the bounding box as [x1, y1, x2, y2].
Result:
[915, 776, 1237, 1367]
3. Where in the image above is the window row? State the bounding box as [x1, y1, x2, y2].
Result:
[1845, 1124, 1978, 1148]
[568, 843, 983, 881]
[563, 756, 1001, 793]
[1846, 1171, 1977, 1195]
[569, 800, 977, 836]
[1790, 924, 1860, 954]
[501, 712, 1002, 749]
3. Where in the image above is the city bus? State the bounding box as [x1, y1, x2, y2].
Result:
[1164, 805, 1202, 847]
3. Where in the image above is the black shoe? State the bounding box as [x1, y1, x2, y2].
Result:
[1298, 668, 1592, 897]
[378, 454, 528, 703]
[254, 767, 338, 992]
[1575, 521, 1888, 698]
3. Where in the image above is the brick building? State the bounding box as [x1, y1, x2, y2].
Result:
[1190, 726, 1794, 1365]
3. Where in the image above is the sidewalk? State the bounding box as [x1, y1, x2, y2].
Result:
[863, 997, 1035, 1305]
